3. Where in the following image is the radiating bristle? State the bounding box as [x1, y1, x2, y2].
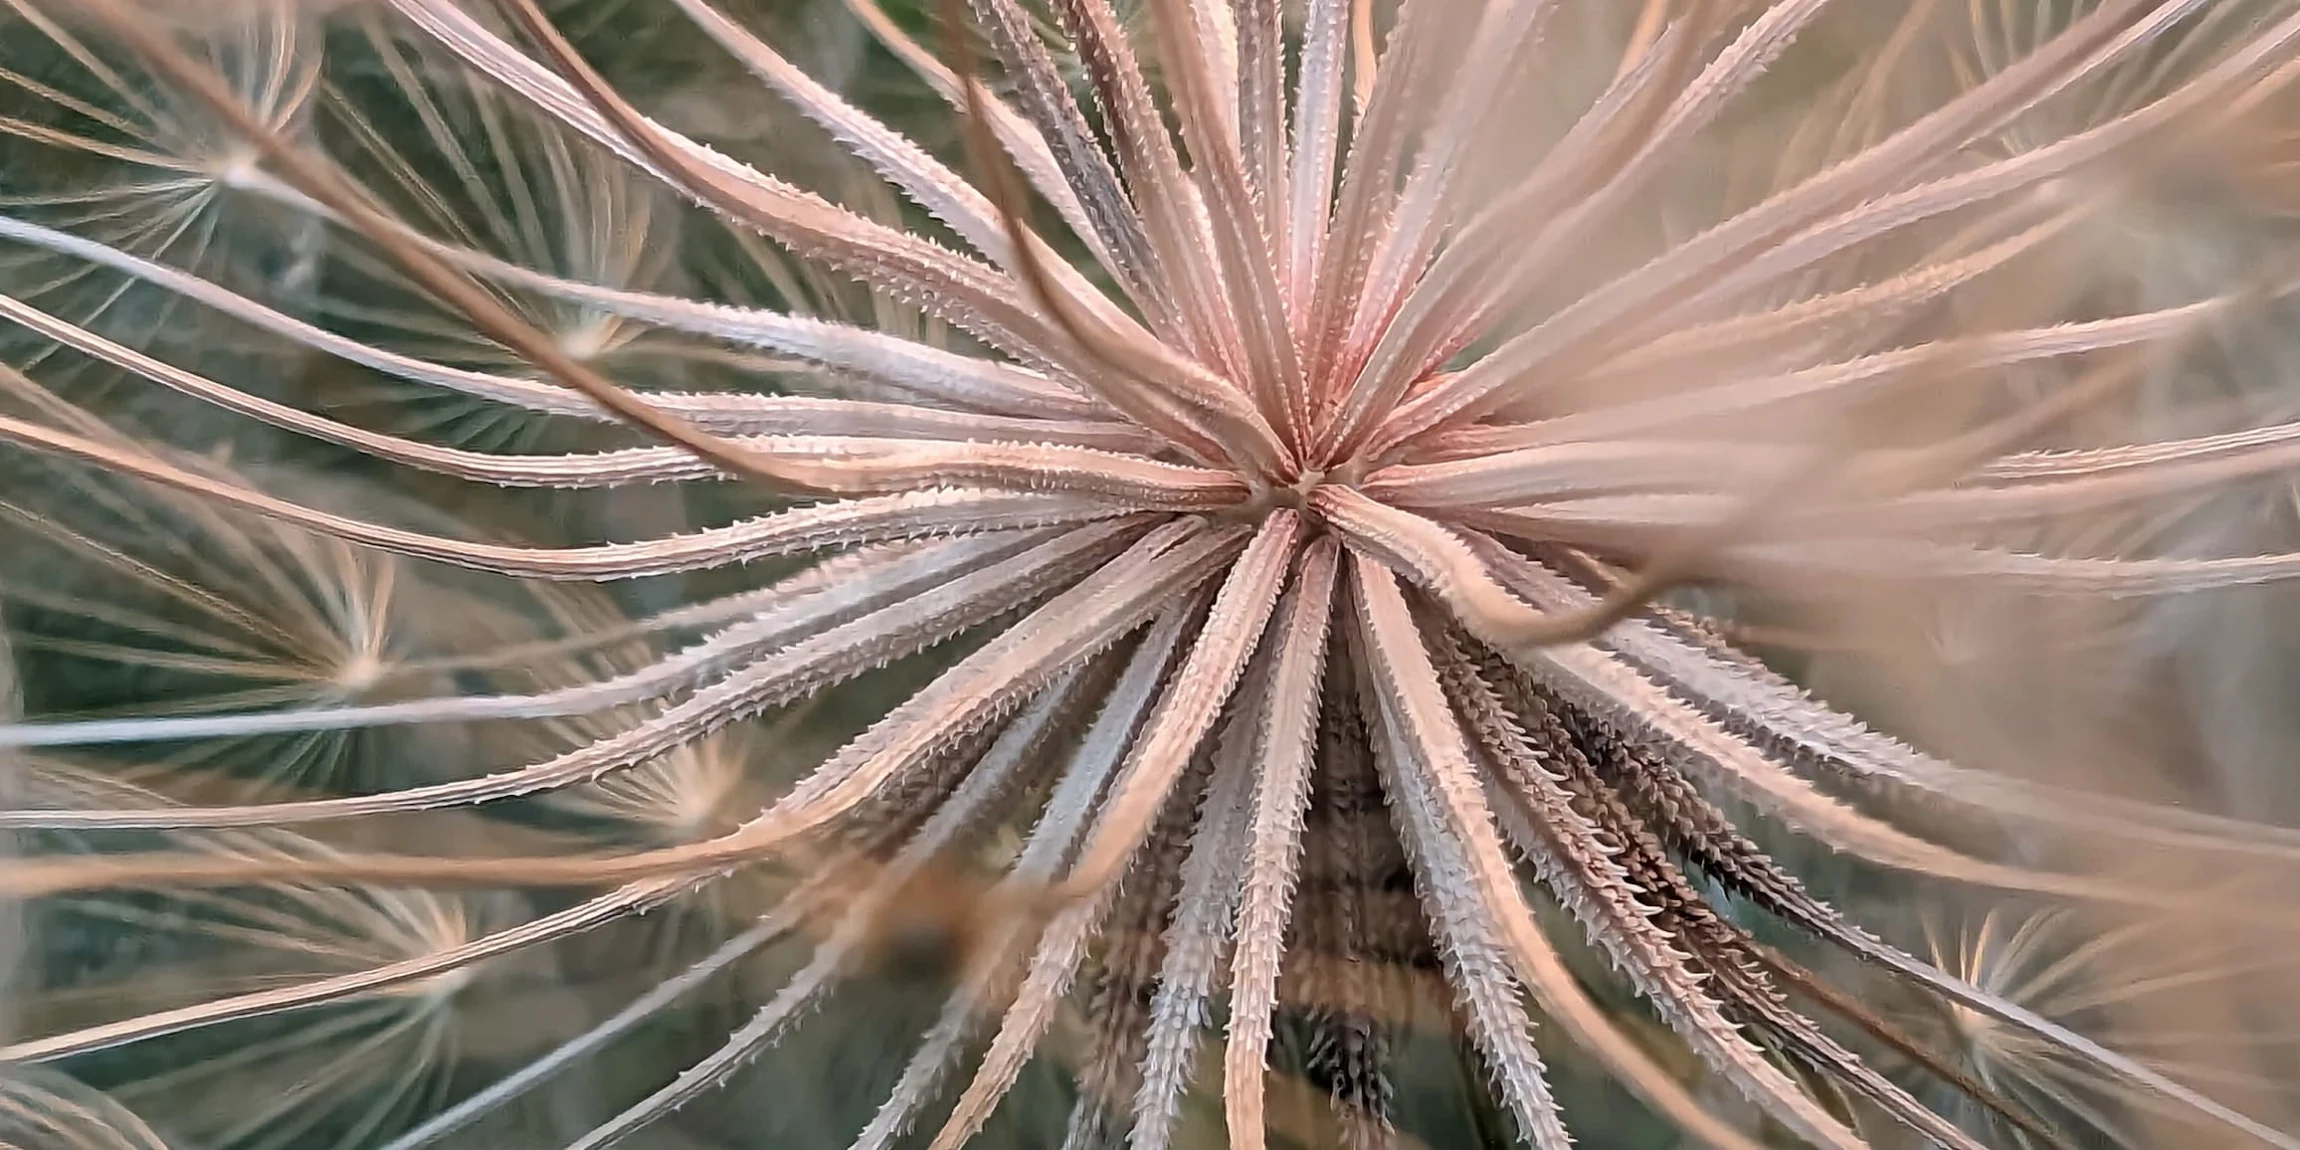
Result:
[3, 0, 2300, 1147]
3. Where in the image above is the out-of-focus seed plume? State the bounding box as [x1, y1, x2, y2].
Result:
[0, 1063, 170, 1150]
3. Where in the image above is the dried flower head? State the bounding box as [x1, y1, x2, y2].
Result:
[3, 1, 2300, 1148]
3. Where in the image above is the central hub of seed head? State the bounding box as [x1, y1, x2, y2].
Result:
[1269, 468, 1323, 512]
[1227, 463, 1359, 525]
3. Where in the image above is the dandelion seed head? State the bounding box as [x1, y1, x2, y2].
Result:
[1, 1, 2299, 1148]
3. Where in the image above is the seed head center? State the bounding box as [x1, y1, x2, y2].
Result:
[1228, 465, 1357, 524]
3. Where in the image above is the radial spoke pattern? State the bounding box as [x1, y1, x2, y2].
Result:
[2, 0, 2299, 1147]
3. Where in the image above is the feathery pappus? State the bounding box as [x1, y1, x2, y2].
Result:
[1, 1, 2299, 1147]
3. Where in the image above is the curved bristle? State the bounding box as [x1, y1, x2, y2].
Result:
[4, 0, 2300, 1147]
